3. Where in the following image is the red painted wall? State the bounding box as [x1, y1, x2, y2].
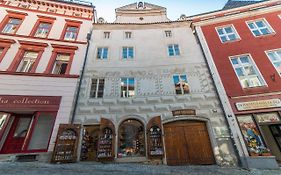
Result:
[201, 11, 281, 98]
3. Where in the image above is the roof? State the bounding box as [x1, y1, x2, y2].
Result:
[223, 0, 267, 10]
[115, 2, 166, 12]
[51, 0, 93, 7]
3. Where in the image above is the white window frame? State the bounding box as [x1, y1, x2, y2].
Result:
[120, 77, 135, 98]
[246, 18, 275, 37]
[215, 24, 240, 43]
[168, 44, 180, 57]
[63, 26, 78, 41]
[122, 46, 134, 60]
[265, 49, 281, 77]
[52, 53, 70, 75]
[34, 22, 52, 38]
[229, 54, 267, 88]
[173, 74, 190, 95]
[16, 51, 38, 73]
[2, 18, 22, 34]
[89, 78, 105, 98]
[96, 47, 109, 60]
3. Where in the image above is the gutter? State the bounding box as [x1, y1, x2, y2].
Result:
[70, 6, 94, 124]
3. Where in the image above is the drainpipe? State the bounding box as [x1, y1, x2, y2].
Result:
[70, 5, 95, 124]
[190, 22, 248, 169]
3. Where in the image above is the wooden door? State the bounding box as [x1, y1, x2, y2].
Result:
[164, 120, 215, 166]
[1, 115, 32, 154]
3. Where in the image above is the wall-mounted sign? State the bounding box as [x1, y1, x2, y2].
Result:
[51, 124, 81, 163]
[236, 99, 281, 111]
[0, 95, 61, 111]
[172, 109, 196, 116]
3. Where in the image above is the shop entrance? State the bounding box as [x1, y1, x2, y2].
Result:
[80, 125, 100, 161]
[118, 119, 145, 158]
[163, 120, 215, 166]
[259, 124, 281, 162]
[1, 114, 32, 154]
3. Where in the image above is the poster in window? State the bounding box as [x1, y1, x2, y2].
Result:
[255, 113, 280, 123]
[237, 116, 271, 156]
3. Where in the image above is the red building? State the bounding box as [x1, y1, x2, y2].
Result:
[192, 0, 281, 169]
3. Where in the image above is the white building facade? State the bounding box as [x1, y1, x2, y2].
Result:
[0, 0, 94, 161]
[75, 2, 237, 166]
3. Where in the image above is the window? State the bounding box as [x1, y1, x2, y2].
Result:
[122, 47, 134, 59]
[230, 55, 266, 88]
[247, 19, 274, 37]
[97, 47, 108, 60]
[52, 54, 70, 75]
[90, 78, 105, 98]
[34, 22, 52, 38]
[63, 26, 78, 41]
[104, 32, 110, 39]
[168, 44, 180, 56]
[16, 51, 38, 73]
[216, 25, 239, 42]
[0, 47, 3, 56]
[173, 75, 190, 95]
[125, 32, 132, 39]
[165, 30, 172, 37]
[121, 78, 135, 97]
[2, 18, 22, 34]
[266, 50, 281, 76]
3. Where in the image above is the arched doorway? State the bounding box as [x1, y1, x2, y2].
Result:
[163, 120, 215, 166]
[118, 119, 145, 158]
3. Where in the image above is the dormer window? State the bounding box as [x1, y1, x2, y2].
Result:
[137, 2, 144, 9]
[125, 32, 132, 39]
[104, 32, 110, 39]
[165, 30, 172, 37]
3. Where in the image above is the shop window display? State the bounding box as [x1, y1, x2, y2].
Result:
[97, 127, 113, 159]
[118, 119, 145, 158]
[80, 126, 99, 161]
[148, 126, 164, 156]
[237, 115, 271, 156]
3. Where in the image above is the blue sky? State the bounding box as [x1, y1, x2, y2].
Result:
[90, 0, 228, 22]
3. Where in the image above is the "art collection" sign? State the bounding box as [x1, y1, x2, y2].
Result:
[236, 99, 281, 111]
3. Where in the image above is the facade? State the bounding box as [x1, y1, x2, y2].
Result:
[0, 0, 94, 161]
[192, 0, 281, 169]
[75, 2, 238, 166]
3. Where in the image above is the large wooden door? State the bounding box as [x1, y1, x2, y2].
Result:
[1, 115, 32, 154]
[164, 120, 215, 166]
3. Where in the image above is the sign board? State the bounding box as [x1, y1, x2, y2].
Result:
[236, 99, 281, 111]
[0, 95, 61, 111]
[172, 109, 196, 116]
[51, 124, 81, 163]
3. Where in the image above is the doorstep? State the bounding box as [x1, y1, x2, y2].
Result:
[115, 157, 147, 163]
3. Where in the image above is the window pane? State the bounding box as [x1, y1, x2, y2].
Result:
[260, 28, 270, 35]
[231, 58, 239, 65]
[2, 18, 22, 34]
[235, 68, 244, 76]
[13, 118, 31, 138]
[253, 30, 261, 36]
[217, 28, 224, 35]
[273, 62, 281, 74]
[0, 47, 4, 56]
[173, 75, 182, 95]
[268, 52, 278, 61]
[221, 36, 227, 42]
[225, 27, 233, 33]
[17, 51, 38, 73]
[240, 56, 250, 64]
[256, 21, 265, 28]
[0, 113, 9, 131]
[168, 46, 174, 56]
[248, 23, 255, 29]
[52, 54, 70, 75]
[64, 26, 78, 41]
[174, 45, 180, 55]
[244, 66, 256, 76]
[34, 23, 51, 38]
[28, 113, 54, 150]
[228, 34, 237, 41]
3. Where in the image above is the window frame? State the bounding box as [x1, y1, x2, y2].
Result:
[215, 24, 240, 43]
[246, 18, 275, 37]
[167, 44, 180, 57]
[7, 41, 47, 73]
[45, 44, 78, 75]
[104, 31, 111, 39]
[229, 54, 267, 89]
[165, 30, 172, 37]
[120, 77, 135, 98]
[89, 78, 105, 98]
[29, 15, 56, 38]
[96, 47, 109, 60]
[0, 38, 15, 63]
[124, 31, 132, 39]
[16, 51, 40, 73]
[173, 74, 190, 95]
[0, 11, 27, 35]
[60, 19, 82, 41]
[265, 49, 281, 77]
[122, 46, 134, 60]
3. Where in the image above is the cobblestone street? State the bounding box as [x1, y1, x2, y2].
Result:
[0, 162, 280, 175]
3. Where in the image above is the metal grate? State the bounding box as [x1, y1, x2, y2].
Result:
[16, 155, 37, 162]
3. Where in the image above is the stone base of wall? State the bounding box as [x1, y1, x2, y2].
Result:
[246, 156, 279, 169]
